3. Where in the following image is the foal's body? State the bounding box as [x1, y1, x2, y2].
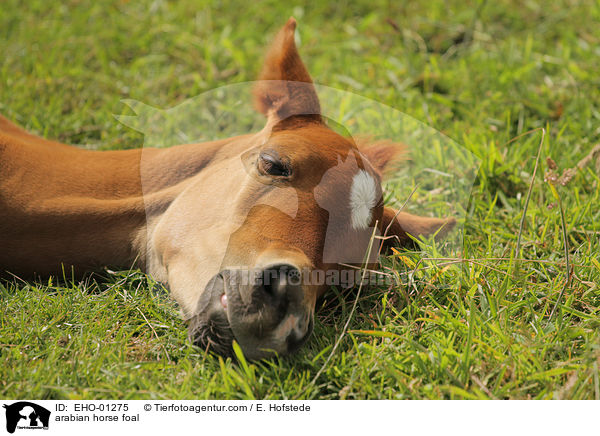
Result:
[0, 18, 454, 359]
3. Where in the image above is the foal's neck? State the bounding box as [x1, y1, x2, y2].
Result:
[0, 123, 243, 277]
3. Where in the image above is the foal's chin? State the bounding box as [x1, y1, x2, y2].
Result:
[187, 272, 236, 358]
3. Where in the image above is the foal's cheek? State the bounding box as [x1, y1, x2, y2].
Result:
[162, 259, 206, 318]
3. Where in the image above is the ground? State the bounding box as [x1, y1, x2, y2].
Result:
[1, 0, 599, 399]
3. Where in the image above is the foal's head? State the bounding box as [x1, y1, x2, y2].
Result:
[153, 18, 455, 359]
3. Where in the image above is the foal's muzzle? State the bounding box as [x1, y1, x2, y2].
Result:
[188, 260, 315, 360]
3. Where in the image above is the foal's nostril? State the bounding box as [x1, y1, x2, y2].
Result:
[261, 264, 302, 299]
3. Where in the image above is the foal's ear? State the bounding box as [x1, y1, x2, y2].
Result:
[253, 17, 322, 127]
[357, 137, 408, 176]
[381, 207, 456, 248]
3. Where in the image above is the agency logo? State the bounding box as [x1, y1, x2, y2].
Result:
[2, 402, 50, 434]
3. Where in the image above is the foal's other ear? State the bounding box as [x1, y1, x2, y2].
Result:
[381, 206, 456, 248]
[253, 17, 322, 127]
[356, 137, 408, 176]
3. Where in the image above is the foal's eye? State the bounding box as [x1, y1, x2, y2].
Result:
[258, 152, 292, 177]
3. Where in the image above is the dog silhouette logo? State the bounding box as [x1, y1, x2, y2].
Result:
[2, 402, 50, 433]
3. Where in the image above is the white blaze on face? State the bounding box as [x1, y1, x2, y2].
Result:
[349, 170, 377, 229]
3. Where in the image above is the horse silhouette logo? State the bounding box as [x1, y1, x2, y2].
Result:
[2, 402, 50, 433]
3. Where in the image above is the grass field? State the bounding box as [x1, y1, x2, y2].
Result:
[1, 0, 599, 399]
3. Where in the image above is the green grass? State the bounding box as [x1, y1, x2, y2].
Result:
[1, 0, 599, 399]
